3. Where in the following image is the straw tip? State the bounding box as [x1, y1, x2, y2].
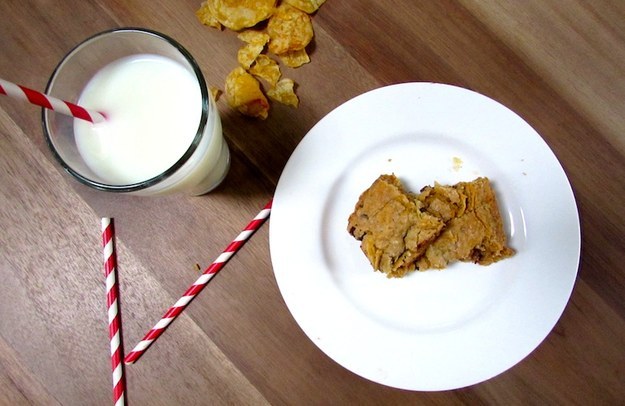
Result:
[93, 111, 108, 123]
[124, 352, 140, 365]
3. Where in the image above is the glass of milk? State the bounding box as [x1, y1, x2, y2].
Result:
[43, 28, 230, 196]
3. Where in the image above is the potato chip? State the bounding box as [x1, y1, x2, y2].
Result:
[212, 0, 277, 31]
[278, 48, 310, 68]
[237, 30, 270, 45]
[267, 4, 314, 55]
[196, 1, 222, 30]
[249, 55, 281, 86]
[209, 86, 222, 102]
[237, 30, 271, 69]
[237, 42, 265, 69]
[225, 67, 270, 119]
[267, 78, 299, 108]
[283, 0, 326, 14]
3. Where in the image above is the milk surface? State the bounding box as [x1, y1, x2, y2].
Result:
[74, 54, 202, 185]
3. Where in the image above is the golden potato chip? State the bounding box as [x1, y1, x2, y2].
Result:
[196, 1, 222, 29]
[249, 55, 281, 87]
[267, 4, 314, 55]
[267, 78, 299, 108]
[278, 48, 310, 68]
[237, 30, 270, 45]
[209, 86, 222, 102]
[283, 0, 326, 14]
[236, 30, 271, 69]
[237, 42, 265, 69]
[225, 67, 270, 119]
[212, 0, 277, 31]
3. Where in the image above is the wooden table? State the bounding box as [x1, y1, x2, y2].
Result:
[2, 1, 624, 404]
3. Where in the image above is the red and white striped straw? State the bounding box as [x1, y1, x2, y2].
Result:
[124, 199, 273, 365]
[0, 77, 106, 123]
[102, 218, 126, 406]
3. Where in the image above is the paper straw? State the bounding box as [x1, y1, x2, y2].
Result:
[102, 218, 126, 406]
[0, 78, 106, 123]
[124, 199, 273, 365]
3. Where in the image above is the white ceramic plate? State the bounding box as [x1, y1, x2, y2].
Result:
[269, 83, 580, 391]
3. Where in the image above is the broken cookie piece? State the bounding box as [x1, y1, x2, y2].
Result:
[347, 174, 445, 278]
[416, 177, 515, 270]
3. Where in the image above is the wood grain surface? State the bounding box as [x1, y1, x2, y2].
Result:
[1, 0, 624, 404]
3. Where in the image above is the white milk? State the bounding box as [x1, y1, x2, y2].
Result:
[74, 54, 228, 195]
